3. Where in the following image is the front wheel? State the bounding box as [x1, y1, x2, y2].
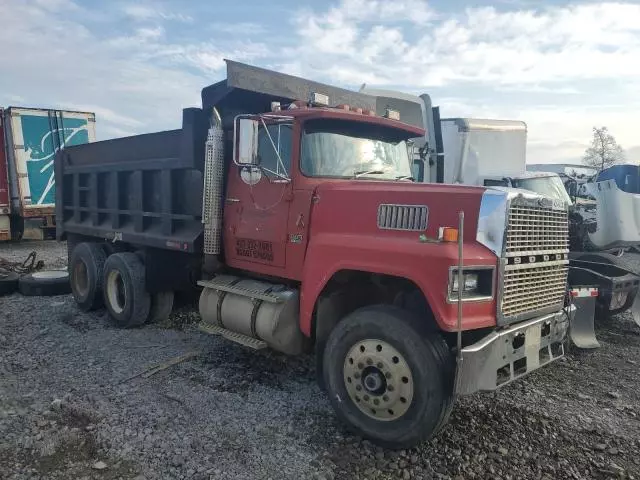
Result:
[322, 305, 454, 449]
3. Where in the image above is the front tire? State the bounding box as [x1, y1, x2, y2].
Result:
[103, 253, 150, 327]
[322, 305, 454, 449]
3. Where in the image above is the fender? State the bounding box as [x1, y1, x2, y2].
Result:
[299, 232, 498, 337]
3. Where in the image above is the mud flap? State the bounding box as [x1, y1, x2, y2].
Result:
[569, 287, 600, 349]
[631, 292, 640, 327]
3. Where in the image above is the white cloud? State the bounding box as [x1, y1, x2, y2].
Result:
[287, 1, 640, 87]
[0, 0, 637, 167]
[0, 0, 269, 139]
[283, 0, 640, 163]
[121, 4, 193, 23]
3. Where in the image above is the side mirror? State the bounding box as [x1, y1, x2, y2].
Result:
[235, 118, 259, 165]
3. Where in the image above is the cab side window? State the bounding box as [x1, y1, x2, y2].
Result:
[257, 123, 292, 177]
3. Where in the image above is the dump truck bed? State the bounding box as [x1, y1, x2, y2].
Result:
[55, 108, 209, 252]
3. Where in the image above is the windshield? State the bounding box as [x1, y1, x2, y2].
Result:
[512, 176, 572, 205]
[301, 119, 413, 179]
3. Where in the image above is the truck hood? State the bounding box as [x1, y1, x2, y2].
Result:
[312, 180, 486, 242]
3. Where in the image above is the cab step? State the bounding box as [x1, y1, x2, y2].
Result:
[198, 322, 267, 350]
[197, 278, 283, 303]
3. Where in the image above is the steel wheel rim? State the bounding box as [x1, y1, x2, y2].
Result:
[73, 261, 89, 297]
[343, 339, 414, 421]
[106, 270, 126, 314]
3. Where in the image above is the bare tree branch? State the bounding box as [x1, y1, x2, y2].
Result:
[583, 126, 625, 172]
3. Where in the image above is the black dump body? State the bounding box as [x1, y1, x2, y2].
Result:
[55, 60, 377, 254]
[55, 108, 209, 253]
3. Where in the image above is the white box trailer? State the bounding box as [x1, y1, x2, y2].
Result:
[439, 118, 527, 186]
[3, 107, 96, 240]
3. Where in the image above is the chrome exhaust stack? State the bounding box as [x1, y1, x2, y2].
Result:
[202, 108, 224, 257]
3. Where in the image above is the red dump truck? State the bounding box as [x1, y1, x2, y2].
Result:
[56, 61, 572, 448]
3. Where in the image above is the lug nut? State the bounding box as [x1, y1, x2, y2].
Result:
[388, 385, 395, 392]
[383, 395, 389, 402]
[364, 395, 370, 401]
[385, 372, 392, 379]
[367, 358, 373, 365]
[356, 385, 362, 391]
[377, 362, 383, 369]
[354, 372, 361, 379]
[358, 363, 364, 369]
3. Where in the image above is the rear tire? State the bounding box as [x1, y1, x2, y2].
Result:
[322, 305, 454, 449]
[102, 253, 150, 328]
[19, 271, 71, 296]
[69, 243, 107, 311]
[0, 273, 19, 296]
[148, 291, 174, 323]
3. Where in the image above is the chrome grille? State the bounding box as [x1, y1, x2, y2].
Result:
[506, 205, 569, 256]
[501, 202, 569, 322]
[502, 262, 568, 318]
[377, 204, 428, 231]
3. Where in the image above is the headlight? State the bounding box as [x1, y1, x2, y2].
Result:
[448, 267, 494, 302]
[451, 273, 479, 294]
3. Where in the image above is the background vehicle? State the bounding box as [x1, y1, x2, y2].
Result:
[0, 109, 10, 240]
[57, 60, 571, 448]
[2, 107, 96, 241]
[358, 88, 639, 326]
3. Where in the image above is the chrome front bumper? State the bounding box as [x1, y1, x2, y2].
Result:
[455, 308, 571, 395]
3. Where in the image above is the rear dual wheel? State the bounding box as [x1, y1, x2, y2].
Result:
[70, 243, 107, 311]
[69, 244, 173, 326]
[322, 305, 454, 449]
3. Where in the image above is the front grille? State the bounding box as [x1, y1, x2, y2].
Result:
[506, 205, 569, 256]
[502, 262, 568, 318]
[501, 202, 569, 322]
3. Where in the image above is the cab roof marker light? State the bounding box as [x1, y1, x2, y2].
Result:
[309, 92, 330, 107]
[288, 100, 307, 110]
[271, 102, 281, 112]
[353, 107, 363, 114]
[385, 108, 401, 121]
[336, 104, 351, 111]
[362, 109, 376, 116]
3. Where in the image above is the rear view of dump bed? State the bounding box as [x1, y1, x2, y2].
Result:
[55, 108, 208, 253]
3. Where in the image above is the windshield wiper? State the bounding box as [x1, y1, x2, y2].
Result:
[395, 175, 414, 181]
[354, 170, 385, 178]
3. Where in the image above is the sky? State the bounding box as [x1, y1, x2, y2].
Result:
[1, 0, 639, 165]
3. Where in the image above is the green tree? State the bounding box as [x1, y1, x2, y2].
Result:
[583, 126, 625, 172]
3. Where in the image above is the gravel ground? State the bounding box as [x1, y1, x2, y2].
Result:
[2, 240, 640, 480]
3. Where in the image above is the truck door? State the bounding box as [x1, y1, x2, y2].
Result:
[223, 122, 293, 271]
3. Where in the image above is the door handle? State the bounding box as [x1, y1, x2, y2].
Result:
[225, 198, 240, 203]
